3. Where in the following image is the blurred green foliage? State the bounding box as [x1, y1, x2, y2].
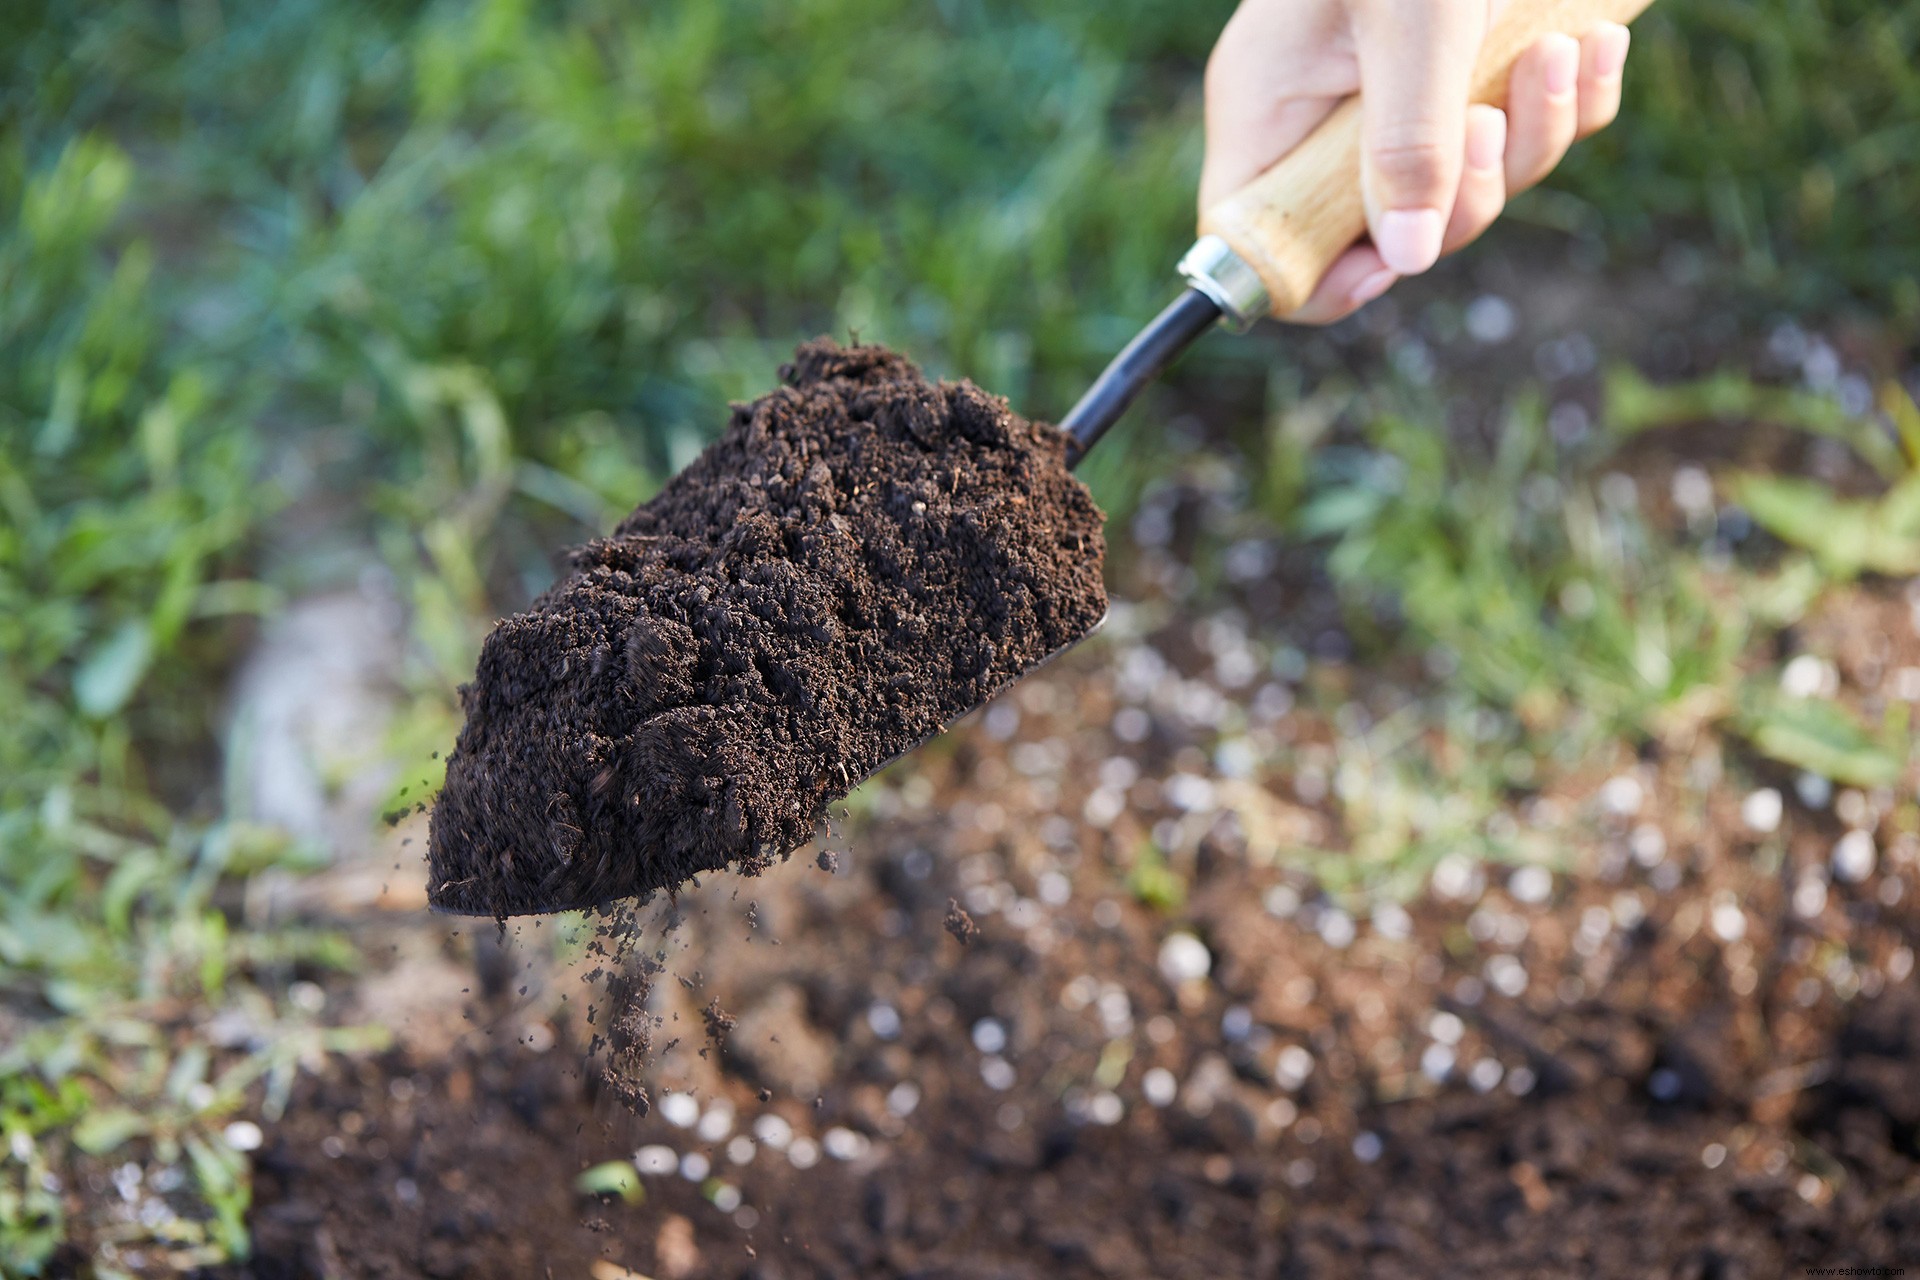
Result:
[1560, 0, 1920, 322]
[0, 0, 1914, 1268]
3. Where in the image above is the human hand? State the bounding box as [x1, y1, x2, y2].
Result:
[1200, 0, 1631, 323]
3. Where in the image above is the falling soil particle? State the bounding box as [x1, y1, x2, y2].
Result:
[427, 340, 1106, 917]
[700, 998, 735, 1049]
[816, 849, 840, 874]
[943, 898, 979, 945]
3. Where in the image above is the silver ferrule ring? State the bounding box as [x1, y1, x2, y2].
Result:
[1177, 235, 1268, 332]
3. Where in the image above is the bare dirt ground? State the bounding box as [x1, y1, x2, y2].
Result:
[238, 588, 1920, 1278]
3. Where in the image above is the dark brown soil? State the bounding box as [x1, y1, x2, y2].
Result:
[427, 341, 1107, 917]
[243, 560, 1920, 1277]
[244, 695, 1920, 1278]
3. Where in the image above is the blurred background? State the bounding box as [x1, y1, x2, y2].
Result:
[3, 0, 1918, 1274]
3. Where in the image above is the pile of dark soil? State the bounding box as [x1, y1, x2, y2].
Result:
[427, 341, 1106, 917]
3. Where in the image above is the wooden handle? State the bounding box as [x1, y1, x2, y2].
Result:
[1198, 0, 1656, 317]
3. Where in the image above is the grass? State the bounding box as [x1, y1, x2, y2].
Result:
[0, 0, 1915, 1269]
[1558, 0, 1920, 322]
[1236, 364, 1914, 904]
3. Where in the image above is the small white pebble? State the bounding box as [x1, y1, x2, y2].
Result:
[1371, 901, 1413, 940]
[984, 703, 1020, 740]
[679, 1152, 710, 1181]
[1431, 855, 1482, 902]
[1082, 788, 1125, 827]
[1710, 900, 1747, 943]
[1702, 1143, 1727, 1170]
[1142, 1067, 1177, 1108]
[223, 1121, 263, 1153]
[711, 1184, 742, 1212]
[1670, 466, 1715, 517]
[1888, 946, 1914, 981]
[1599, 775, 1643, 816]
[1112, 706, 1152, 742]
[659, 1093, 700, 1128]
[1468, 1058, 1504, 1093]
[1508, 865, 1553, 905]
[1157, 933, 1212, 985]
[1486, 954, 1529, 997]
[1420, 1043, 1456, 1082]
[726, 1136, 756, 1166]
[1352, 1131, 1385, 1163]
[1164, 773, 1216, 812]
[1629, 824, 1667, 867]
[981, 1056, 1016, 1090]
[1086, 1092, 1124, 1126]
[867, 1003, 902, 1041]
[1464, 295, 1516, 344]
[886, 1082, 921, 1118]
[752, 1115, 793, 1150]
[1742, 788, 1783, 834]
[1427, 1012, 1465, 1045]
[634, 1145, 676, 1174]
[1612, 892, 1646, 930]
[1793, 875, 1829, 919]
[1780, 654, 1839, 700]
[1506, 1066, 1537, 1096]
[971, 1018, 1008, 1055]
[1835, 789, 1870, 827]
[1833, 830, 1877, 884]
[696, 1104, 734, 1143]
[1264, 884, 1302, 919]
[1317, 909, 1356, 948]
[1274, 1045, 1315, 1091]
[822, 1127, 870, 1161]
[1796, 772, 1833, 810]
[786, 1139, 820, 1170]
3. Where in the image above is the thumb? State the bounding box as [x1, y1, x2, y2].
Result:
[1351, 0, 1488, 276]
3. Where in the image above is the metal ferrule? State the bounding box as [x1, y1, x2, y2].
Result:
[1177, 235, 1268, 332]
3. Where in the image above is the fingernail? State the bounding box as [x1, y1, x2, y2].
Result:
[1350, 268, 1398, 308]
[1545, 39, 1579, 95]
[1375, 208, 1444, 275]
[1593, 25, 1630, 79]
[1467, 110, 1508, 171]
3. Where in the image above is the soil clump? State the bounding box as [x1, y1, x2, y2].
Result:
[427, 340, 1106, 916]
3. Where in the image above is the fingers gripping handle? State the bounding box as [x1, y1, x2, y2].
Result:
[1193, 0, 1657, 320]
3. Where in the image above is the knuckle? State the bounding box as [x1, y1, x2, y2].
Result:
[1370, 136, 1451, 198]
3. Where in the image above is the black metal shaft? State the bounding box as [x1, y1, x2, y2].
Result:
[1059, 286, 1222, 466]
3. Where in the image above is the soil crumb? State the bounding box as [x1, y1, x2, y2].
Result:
[701, 998, 735, 1049]
[816, 849, 841, 874]
[943, 898, 979, 946]
[427, 340, 1106, 917]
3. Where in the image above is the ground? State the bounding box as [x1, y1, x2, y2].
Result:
[219, 254, 1920, 1273]
[235, 608, 1920, 1277]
